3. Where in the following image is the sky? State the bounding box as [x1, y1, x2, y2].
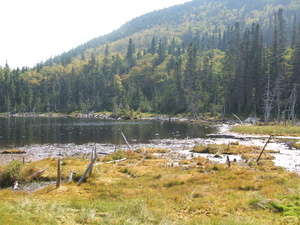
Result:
[0, 0, 191, 69]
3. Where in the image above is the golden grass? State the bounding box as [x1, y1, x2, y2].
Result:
[192, 143, 277, 162]
[231, 125, 300, 136]
[136, 147, 169, 154]
[1, 149, 26, 154]
[0, 149, 299, 224]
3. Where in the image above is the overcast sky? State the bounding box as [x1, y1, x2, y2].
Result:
[0, 0, 190, 69]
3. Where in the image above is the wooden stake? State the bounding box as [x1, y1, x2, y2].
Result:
[226, 156, 231, 167]
[257, 135, 272, 162]
[56, 159, 61, 188]
[89, 147, 95, 176]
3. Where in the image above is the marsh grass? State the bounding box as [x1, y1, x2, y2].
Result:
[231, 124, 300, 136]
[0, 150, 299, 224]
[1, 149, 26, 154]
[192, 143, 260, 154]
[192, 143, 278, 163]
[136, 147, 169, 154]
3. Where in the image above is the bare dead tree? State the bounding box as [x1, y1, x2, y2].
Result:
[264, 72, 276, 124]
[289, 84, 298, 125]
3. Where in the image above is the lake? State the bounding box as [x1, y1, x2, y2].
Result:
[0, 117, 216, 148]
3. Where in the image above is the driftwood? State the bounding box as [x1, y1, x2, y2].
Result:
[121, 132, 131, 150]
[13, 181, 18, 190]
[31, 168, 48, 179]
[214, 146, 224, 158]
[68, 171, 77, 181]
[206, 134, 246, 140]
[232, 113, 243, 124]
[98, 152, 109, 155]
[256, 135, 272, 162]
[94, 158, 127, 166]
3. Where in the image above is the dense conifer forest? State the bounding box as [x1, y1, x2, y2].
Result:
[1, 0, 300, 122]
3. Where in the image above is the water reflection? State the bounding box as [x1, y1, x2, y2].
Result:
[0, 117, 215, 148]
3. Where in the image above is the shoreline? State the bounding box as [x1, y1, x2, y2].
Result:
[1, 123, 300, 173]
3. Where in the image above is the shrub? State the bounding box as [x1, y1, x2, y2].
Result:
[103, 150, 126, 162]
[124, 150, 143, 159]
[192, 144, 220, 154]
[0, 160, 22, 187]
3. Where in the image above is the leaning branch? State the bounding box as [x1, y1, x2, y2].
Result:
[232, 114, 243, 124]
[121, 132, 131, 150]
[256, 135, 272, 162]
[78, 155, 98, 186]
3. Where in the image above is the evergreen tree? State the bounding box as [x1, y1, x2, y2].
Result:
[184, 42, 197, 113]
[269, 9, 286, 122]
[149, 37, 157, 55]
[125, 38, 135, 72]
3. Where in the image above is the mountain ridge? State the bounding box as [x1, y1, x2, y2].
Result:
[46, 0, 299, 66]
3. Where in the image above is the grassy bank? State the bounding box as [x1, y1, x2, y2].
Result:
[231, 124, 300, 137]
[0, 147, 300, 224]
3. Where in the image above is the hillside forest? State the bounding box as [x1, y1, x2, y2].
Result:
[1, 0, 300, 123]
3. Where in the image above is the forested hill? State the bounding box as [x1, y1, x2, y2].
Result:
[46, 0, 299, 65]
[1, 0, 300, 122]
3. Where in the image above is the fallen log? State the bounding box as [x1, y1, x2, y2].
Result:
[31, 168, 48, 179]
[94, 158, 127, 166]
[2, 149, 26, 154]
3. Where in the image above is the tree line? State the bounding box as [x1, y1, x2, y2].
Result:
[0, 9, 300, 122]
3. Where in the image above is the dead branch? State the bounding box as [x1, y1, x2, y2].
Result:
[78, 155, 98, 186]
[256, 135, 272, 162]
[31, 168, 48, 179]
[121, 132, 131, 150]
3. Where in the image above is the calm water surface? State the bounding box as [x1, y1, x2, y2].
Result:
[0, 117, 216, 148]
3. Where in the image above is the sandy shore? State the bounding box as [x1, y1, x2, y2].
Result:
[1, 123, 300, 173]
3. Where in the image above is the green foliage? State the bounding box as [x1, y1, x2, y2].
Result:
[102, 150, 126, 162]
[0, 1, 299, 121]
[250, 195, 300, 219]
[192, 144, 219, 153]
[0, 160, 22, 187]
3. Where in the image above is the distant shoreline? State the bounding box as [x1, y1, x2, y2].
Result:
[0, 112, 201, 123]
